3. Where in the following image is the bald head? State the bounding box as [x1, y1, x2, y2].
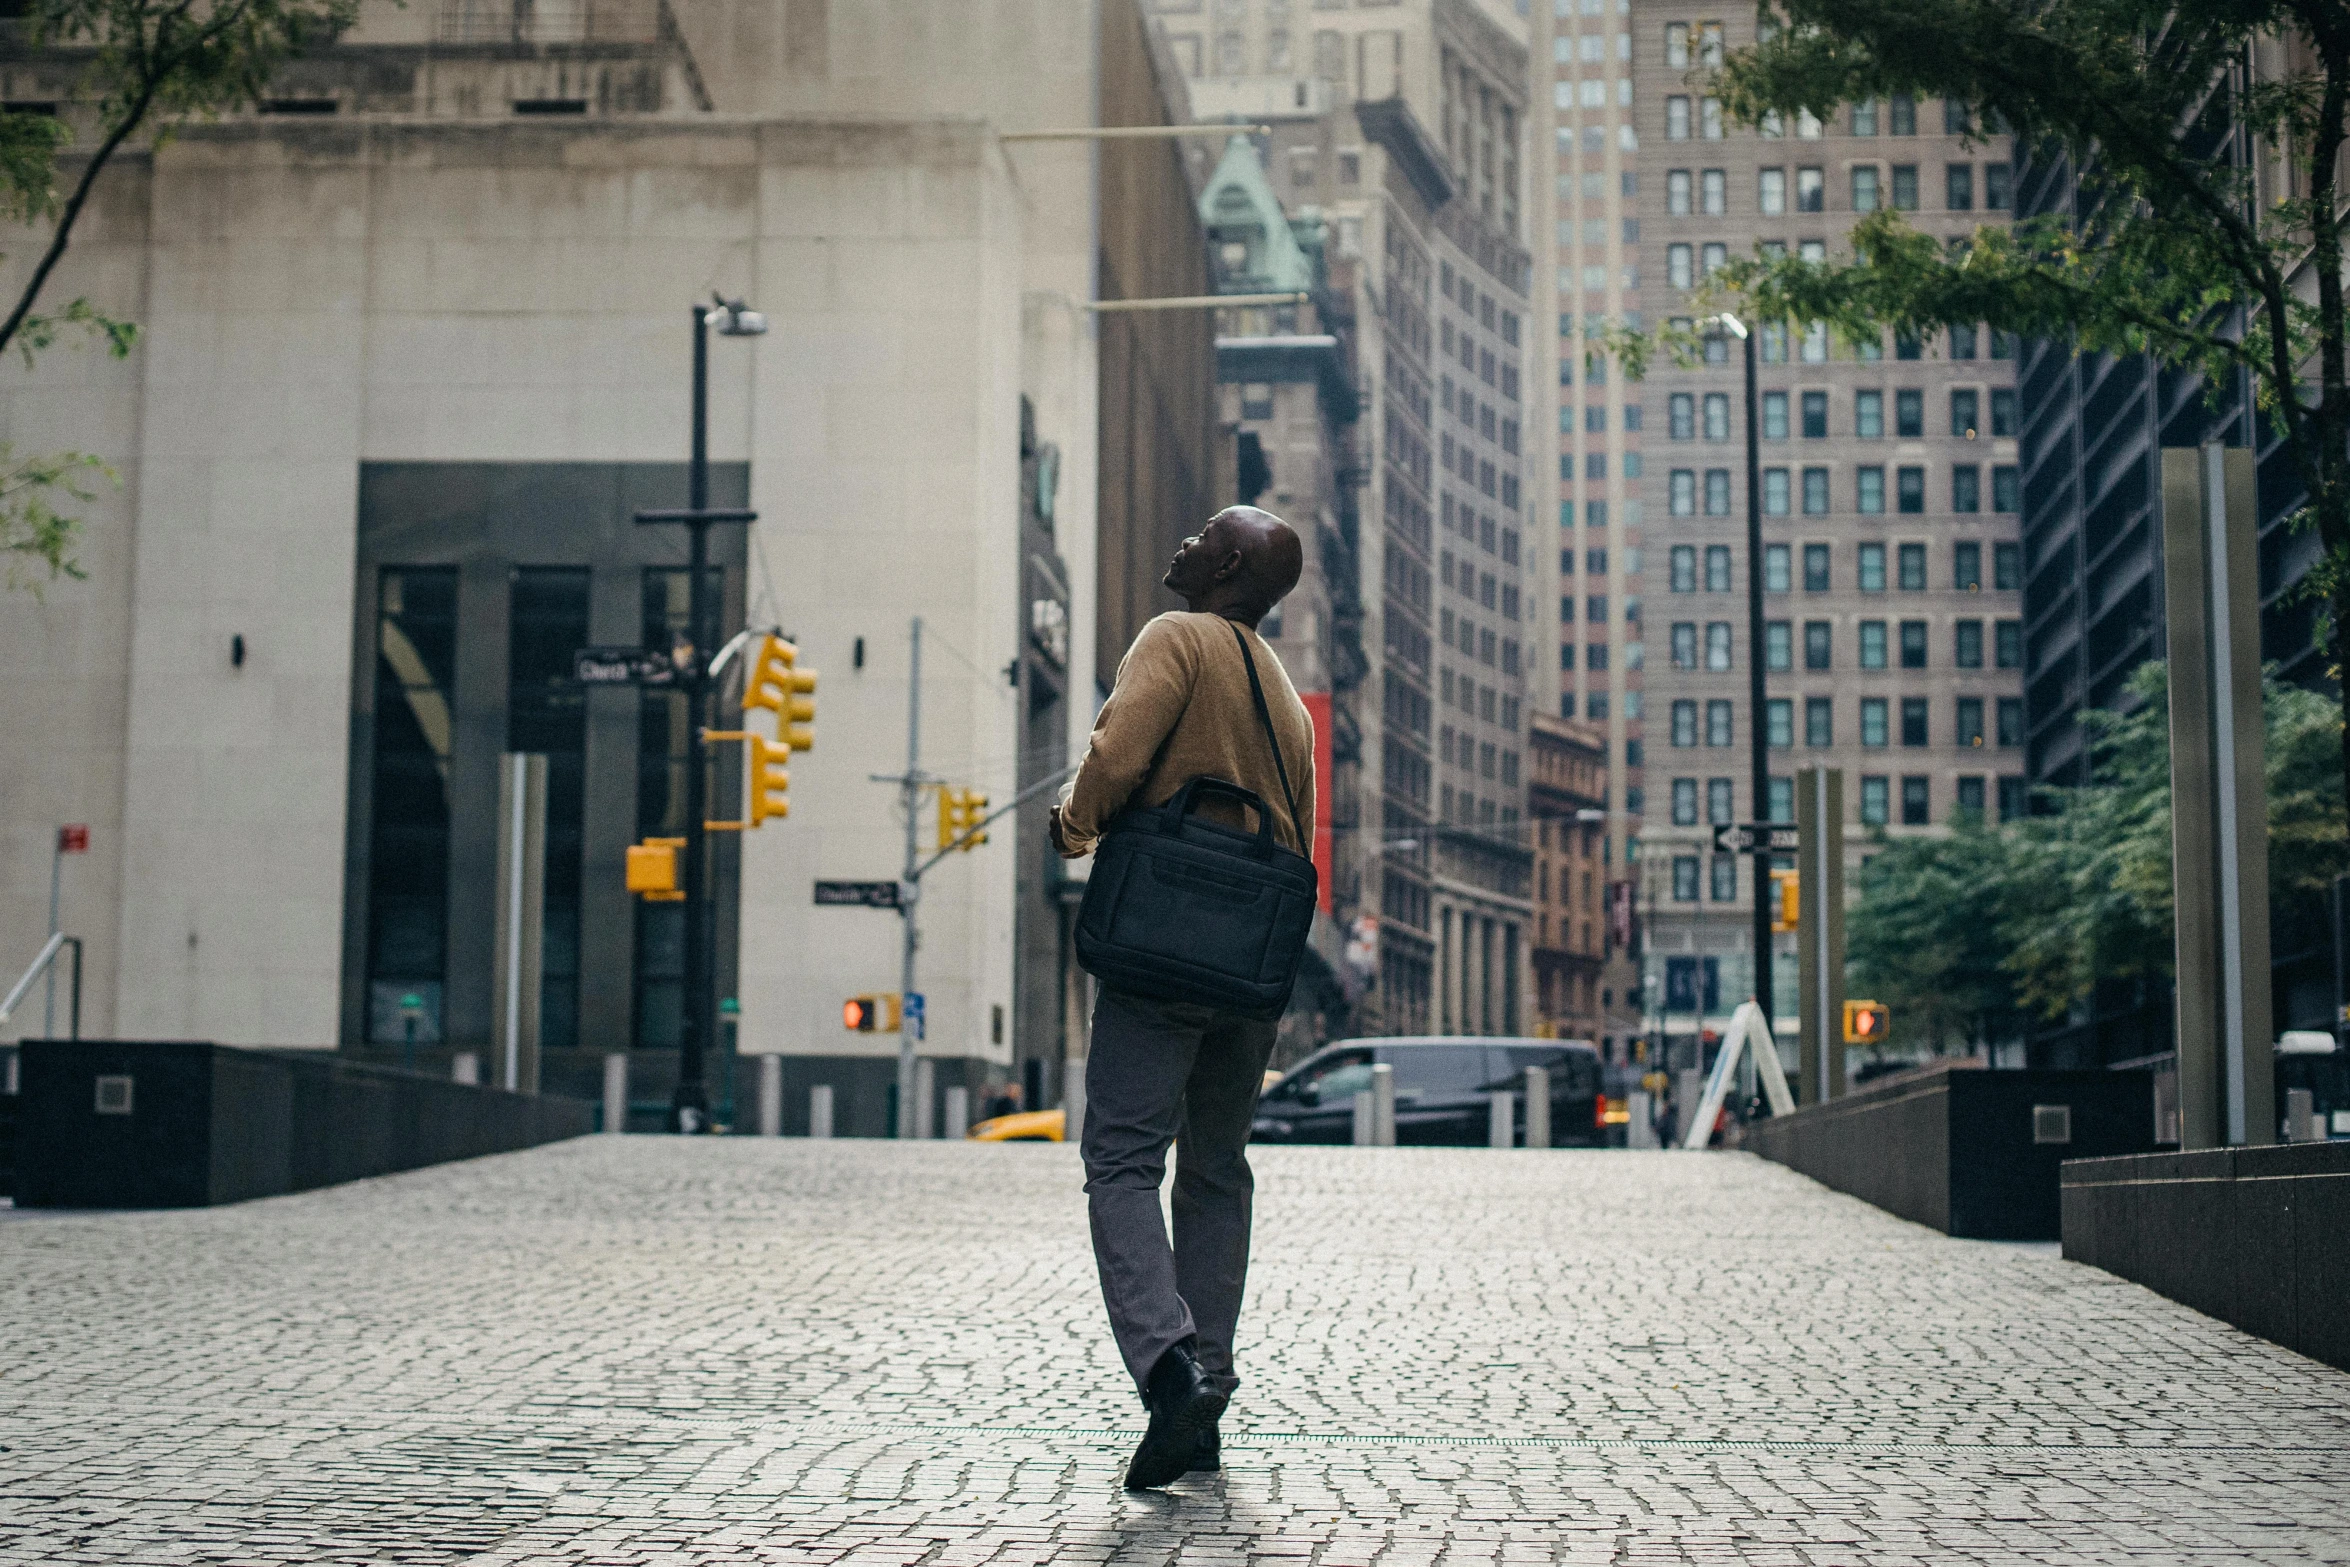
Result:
[1163, 505, 1304, 627]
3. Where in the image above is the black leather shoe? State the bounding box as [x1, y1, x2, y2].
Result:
[1188, 1420, 1220, 1473]
[1123, 1341, 1227, 1491]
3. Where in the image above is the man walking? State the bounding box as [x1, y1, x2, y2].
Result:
[1051, 505, 1313, 1491]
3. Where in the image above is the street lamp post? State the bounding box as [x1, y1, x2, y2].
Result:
[637, 294, 765, 1133]
[1711, 313, 1773, 1034]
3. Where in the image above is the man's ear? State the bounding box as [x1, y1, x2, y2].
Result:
[1212, 549, 1245, 582]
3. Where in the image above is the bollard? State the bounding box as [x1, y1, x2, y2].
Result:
[451, 1051, 480, 1086]
[1489, 1090, 1513, 1149]
[1063, 1060, 1086, 1146]
[809, 1084, 834, 1139]
[913, 1059, 936, 1139]
[1626, 1089, 1658, 1149]
[944, 1085, 970, 1141]
[1352, 1088, 1374, 1145]
[602, 1052, 628, 1134]
[2286, 1087, 2317, 1143]
[757, 1055, 782, 1138]
[1370, 1061, 1397, 1147]
[1523, 1065, 1550, 1150]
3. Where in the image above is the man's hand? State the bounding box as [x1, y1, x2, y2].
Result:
[1049, 803, 1077, 858]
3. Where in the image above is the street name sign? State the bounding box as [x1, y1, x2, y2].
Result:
[815, 880, 902, 909]
[573, 647, 678, 687]
[1712, 823, 1799, 854]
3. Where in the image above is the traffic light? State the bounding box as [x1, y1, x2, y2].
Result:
[843, 994, 903, 1032]
[744, 635, 817, 751]
[747, 732, 793, 825]
[626, 838, 684, 900]
[1844, 999, 1889, 1045]
[938, 786, 990, 851]
[1770, 868, 1799, 933]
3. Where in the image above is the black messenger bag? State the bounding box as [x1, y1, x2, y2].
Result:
[1072, 624, 1318, 1019]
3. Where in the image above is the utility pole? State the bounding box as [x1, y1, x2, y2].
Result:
[1736, 317, 1773, 1033]
[897, 616, 924, 1139]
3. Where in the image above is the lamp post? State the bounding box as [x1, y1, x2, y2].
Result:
[1709, 312, 1773, 1034]
[637, 294, 765, 1134]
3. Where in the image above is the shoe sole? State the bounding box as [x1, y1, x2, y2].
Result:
[1123, 1384, 1228, 1490]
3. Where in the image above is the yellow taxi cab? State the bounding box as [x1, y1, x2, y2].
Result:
[967, 1108, 1065, 1142]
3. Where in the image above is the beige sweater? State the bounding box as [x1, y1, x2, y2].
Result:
[1057, 611, 1317, 858]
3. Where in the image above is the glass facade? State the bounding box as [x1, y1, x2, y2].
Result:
[365, 567, 459, 1045]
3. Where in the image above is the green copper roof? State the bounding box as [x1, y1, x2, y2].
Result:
[1198, 134, 1315, 294]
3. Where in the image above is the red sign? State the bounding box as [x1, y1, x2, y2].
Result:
[57, 825, 89, 854]
[1300, 691, 1334, 913]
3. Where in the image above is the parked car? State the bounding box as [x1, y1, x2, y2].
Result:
[968, 1108, 1063, 1142]
[1252, 1037, 1608, 1146]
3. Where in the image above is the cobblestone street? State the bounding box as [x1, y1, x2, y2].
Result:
[2, 1138, 2345, 1566]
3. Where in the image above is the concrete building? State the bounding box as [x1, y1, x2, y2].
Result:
[1527, 709, 1608, 1040]
[1631, 8, 2024, 1051]
[0, 0, 1223, 1136]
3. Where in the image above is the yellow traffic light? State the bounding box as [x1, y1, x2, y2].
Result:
[747, 732, 793, 825]
[938, 786, 990, 851]
[1844, 999, 1888, 1045]
[744, 635, 817, 751]
[1770, 868, 1799, 933]
[843, 994, 903, 1032]
[626, 838, 684, 900]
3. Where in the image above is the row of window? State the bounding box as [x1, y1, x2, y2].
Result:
[1660, 539, 2022, 594]
[1668, 616, 2024, 672]
[1440, 666, 1521, 730]
[1438, 607, 1523, 673]
[1666, 771, 2024, 831]
[1667, 463, 2020, 516]
[1662, 89, 1977, 143]
[1652, 316, 2015, 365]
[1654, 162, 2008, 223]
[1439, 726, 1523, 786]
[1666, 388, 2017, 442]
[1443, 494, 1520, 564]
[1664, 695, 2023, 750]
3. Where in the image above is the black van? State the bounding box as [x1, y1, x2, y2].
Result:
[1252, 1036, 1607, 1146]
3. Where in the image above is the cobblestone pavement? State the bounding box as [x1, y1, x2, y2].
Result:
[2, 1139, 2347, 1566]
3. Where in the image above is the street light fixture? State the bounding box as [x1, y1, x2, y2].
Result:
[1706, 311, 1774, 1035]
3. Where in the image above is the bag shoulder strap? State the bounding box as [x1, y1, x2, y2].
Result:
[1229, 621, 1303, 851]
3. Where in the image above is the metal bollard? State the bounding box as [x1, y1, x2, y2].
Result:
[808, 1084, 834, 1139]
[944, 1085, 970, 1141]
[757, 1055, 782, 1137]
[2286, 1087, 2317, 1143]
[1370, 1061, 1397, 1147]
[913, 1059, 936, 1139]
[1352, 1088, 1374, 1145]
[1523, 1065, 1550, 1150]
[1489, 1090, 1513, 1149]
[602, 1052, 627, 1134]
[451, 1052, 480, 1086]
[1063, 1061, 1086, 1147]
[1626, 1089, 1657, 1149]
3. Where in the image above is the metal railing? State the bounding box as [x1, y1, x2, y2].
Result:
[0, 932, 81, 1042]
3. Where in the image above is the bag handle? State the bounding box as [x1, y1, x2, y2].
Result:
[1230, 623, 1303, 852]
[1161, 775, 1277, 854]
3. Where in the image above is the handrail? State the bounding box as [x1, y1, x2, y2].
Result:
[0, 932, 80, 1040]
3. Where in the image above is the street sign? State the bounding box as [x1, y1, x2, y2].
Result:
[1712, 822, 1799, 854]
[572, 646, 679, 687]
[904, 992, 925, 1041]
[57, 825, 88, 854]
[815, 880, 902, 909]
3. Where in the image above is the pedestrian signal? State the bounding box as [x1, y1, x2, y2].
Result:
[843, 994, 903, 1032]
[743, 634, 817, 751]
[1770, 868, 1799, 933]
[1844, 999, 1888, 1045]
[938, 786, 990, 851]
[626, 838, 684, 900]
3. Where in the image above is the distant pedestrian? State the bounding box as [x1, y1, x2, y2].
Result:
[1051, 506, 1313, 1491]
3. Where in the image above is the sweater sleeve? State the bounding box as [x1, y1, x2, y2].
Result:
[1055, 616, 1197, 857]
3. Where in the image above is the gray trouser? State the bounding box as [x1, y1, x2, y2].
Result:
[1080, 986, 1279, 1399]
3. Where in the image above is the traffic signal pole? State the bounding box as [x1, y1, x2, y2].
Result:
[897, 616, 923, 1139]
[1740, 320, 1774, 1035]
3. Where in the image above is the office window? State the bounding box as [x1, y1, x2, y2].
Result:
[1897, 466, 1926, 513]
[1702, 168, 1726, 213]
[1706, 469, 1733, 515]
[1705, 621, 1733, 671]
[1667, 243, 1693, 289]
[1952, 388, 1980, 438]
[1804, 619, 1832, 669]
[1900, 619, 1928, 668]
[1765, 619, 1792, 671]
[1901, 775, 1930, 825]
[1898, 542, 1927, 590]
[1998, 697, 2024, 746]
[1707, 777, 1735, 825]
[1671, 699, 1698, 746]
[1801, 321, 1829, 362]
[1856, 466, 1885, 514]
[1666, 96, 1690, 139]
[1670, 468, 1697, 515]
[1860, 774, 1890, 824]
[1797, 391, 1827, 440]
[1852, 165, 1880, 212]
[1901, 697, 1929, 746]
[1890, 164, 1919, 210]
[1803, 543, 1831, 591]
[1895, 388, 1923, 438]
[1672, 855, 1701, 901]
[1702, 242, 1728, 278]
[1890, 94, 1916, 135]
[1671, 621, 1698, 668]
[1955, 540, 1982, 591]
[1764, 775, 1794, 822]
[1895, 331, 1922, 360]
[1710, 855, 1739, 902]
[365, 566, 459, 1046]
[1672, 777, 1700, 825]
[1947, 163, 1973, 210]
[1996, 619, 2022, 668]
[1859, 619, 1887, 668]
[509, 567, 589, 1051]
[1956, 775, 1987, 817]
[1706, 700, 1734, 747]
[1860, 697, 1888, 747]
[1803, 468, 1830, 514]
[1669, 392, 1696, 439]
[1995, 541, 2022, 589]
[1952, 464, 1981, 513]
[1670, 545, 1696, 592]
[1988, 387, 2018, 438]
[1796, 166, 1824, 212]
[1852, 98, 1879, 135]
[1705, 545, 1732, 592]
[1764, 543, 1791, 592]
[1766, 698, 1793, 749]
[1993, 465, 2020, 512]
[1667, 168, 1693, 215]
[1957, 696, 1985, 747]
[1950, 323, 1979, 359]
[1998, 775, 2027, 821]
[1703, 97, 1724, 138]
[1587, 405, 1609, 434]
[1858, 542, 1887, 591]
[1759, 391, 1787, 441]
[1760, 322, 1787, 362]
[1806, 696, 1833, 747]
[1985, 162, 2013, 210]
[1764, 468, 1790, 515]
[1759, 167, 1786, 214]
[1855, 389, 1884, 438]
